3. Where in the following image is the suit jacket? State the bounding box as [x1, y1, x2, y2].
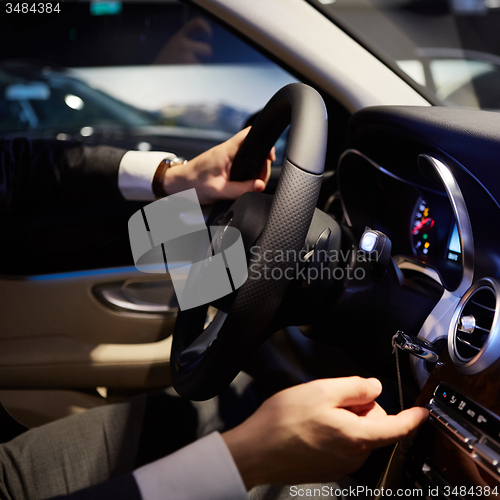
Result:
[52, 475, 141, 500]
[0, 137, 142, 499]
[0, 137, 126, 214]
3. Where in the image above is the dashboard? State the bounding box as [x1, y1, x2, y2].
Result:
[337, 104, 500, 497]
[338, 148, 466, 293]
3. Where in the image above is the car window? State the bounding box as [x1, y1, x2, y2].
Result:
[0, 0, 298, 147]
[315, 0, 500, 111]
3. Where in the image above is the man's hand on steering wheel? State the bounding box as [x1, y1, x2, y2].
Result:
[162, 127, 274, 204]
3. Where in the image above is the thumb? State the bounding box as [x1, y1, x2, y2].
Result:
[362, 407, 429, 449]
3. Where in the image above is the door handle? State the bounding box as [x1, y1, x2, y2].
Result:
[94, 279, 178, 315]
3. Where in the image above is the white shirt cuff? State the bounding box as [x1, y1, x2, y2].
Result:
[118, 150, 176, 201]
[133, 432, 248, 500]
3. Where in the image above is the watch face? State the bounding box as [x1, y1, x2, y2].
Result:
[172, 157, 188, 166]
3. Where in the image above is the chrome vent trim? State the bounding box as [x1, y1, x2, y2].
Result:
[449, 278, 500, 375]
[418, 154, 474, 297]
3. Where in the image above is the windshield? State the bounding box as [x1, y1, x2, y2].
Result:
[317, 0, 500, 110]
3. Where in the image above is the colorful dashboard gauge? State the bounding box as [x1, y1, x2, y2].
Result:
[411, 198, 436, 256]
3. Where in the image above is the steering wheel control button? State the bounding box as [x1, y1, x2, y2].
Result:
[128, 188, 248, 311]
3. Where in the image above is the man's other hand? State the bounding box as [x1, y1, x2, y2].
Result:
[222, 377, 429, 489]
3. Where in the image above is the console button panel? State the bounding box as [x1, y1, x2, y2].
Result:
[428, 383, 500, 478]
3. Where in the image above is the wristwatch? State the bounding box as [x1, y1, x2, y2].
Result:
[152, 156, 187, 198]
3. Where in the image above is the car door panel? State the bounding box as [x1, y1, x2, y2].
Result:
[0, 269, 177, 389]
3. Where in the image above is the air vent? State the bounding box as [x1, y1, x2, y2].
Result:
[449, 278, 500, 375]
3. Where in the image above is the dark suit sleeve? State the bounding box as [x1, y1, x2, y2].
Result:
[50, 474, 142, 500]
[0, 137, 127, 213]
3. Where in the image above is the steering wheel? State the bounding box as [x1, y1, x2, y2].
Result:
[170, 83, 328, 400]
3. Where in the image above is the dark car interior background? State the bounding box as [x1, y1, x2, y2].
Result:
[2, 0, 500, 498]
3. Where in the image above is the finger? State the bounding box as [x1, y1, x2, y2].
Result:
[258, 158, 271, 184]
[361, 407, 429, 449]
[224, 127, 251, 160]
[253, 179, 267, 192]
[217, 179, 264, 200]
[258, 147, 275, 184]
[328, 377, 383, 408]
[346, 401, 387, 418]
[345, 401, 376, 417]
[362, 402, 387, 419]
[226, 129, 275, 174]
[269, 146, 276, 163]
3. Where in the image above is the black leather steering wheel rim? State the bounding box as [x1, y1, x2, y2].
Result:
[170, 83, 328, 401]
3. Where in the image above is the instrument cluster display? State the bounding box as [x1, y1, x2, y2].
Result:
[411, 197, 461, 262]
[411, 198, 436, 256]
[447, 224, 461, 263]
